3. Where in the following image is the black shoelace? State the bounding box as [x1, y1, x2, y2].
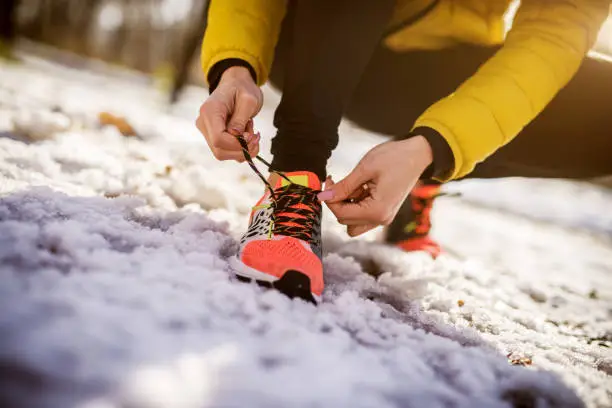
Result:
[235, 135, 321, 244]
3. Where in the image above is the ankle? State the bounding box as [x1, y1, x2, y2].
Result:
[267, 173, 281, 187]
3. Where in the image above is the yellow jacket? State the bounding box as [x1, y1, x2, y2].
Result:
[202, 0, 610, 180]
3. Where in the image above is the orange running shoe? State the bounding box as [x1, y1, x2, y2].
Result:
[385, 181, 442, 258]
[230, 171, 323, 303]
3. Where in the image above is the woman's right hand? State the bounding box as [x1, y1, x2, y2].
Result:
[196, 66, 263, 162]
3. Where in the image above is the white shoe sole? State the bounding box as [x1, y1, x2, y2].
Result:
[228, 256, 322, 304]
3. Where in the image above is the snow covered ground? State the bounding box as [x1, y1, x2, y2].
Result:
[0, 56, 611, 408]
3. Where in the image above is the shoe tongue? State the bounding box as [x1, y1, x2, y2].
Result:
[273, 171, 321, 191]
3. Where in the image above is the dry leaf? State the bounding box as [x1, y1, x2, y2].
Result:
[98, 112, 137, 137]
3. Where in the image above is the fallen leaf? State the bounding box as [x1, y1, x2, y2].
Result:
[98, 112, 137, 137]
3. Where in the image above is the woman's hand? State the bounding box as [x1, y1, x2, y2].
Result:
[318, 136, 433, 237]
[196, 66, 263, 161]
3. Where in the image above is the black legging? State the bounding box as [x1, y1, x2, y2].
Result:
[268, 0, 612, 181]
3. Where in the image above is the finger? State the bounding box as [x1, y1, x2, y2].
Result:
[344, 183, 371, 204]
[235, 131, 259, 156]
[247, 138, 260, 158]
[212, 134, 259, 162]
[227, 92, 260, 134]
[327, 198, 385, 225]
[240, 121, 257, 144]
[197, 115, 233, 155]
[244, 130, 260, 145]
[246, 118, 255, 134]
[195, 115, 208, 140]
[198, 101, 242, 151]
[214, 132, 245, 152]
[248, 132, 260, 149]
[197, 100, 226, 139]
[319, 163, 372, 203]
[347, 224, 377, 237]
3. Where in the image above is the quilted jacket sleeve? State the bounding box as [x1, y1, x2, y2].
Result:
[201, 0, 287, 86]
[413, 0, 610, 180]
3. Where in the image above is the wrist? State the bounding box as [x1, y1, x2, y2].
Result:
[221, 66, 254, 83]
[407, 126, 454, 180]
[402, 135, 433, 170]
[207, 59, 257, 93]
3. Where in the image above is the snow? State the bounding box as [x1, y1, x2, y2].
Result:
[0, 55, 611, 408]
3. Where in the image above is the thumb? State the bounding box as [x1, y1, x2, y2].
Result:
[319, 165, 371, 203]
[228, 93, 260, 135]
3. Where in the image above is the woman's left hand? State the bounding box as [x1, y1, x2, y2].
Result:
[317, 136, 433, 237]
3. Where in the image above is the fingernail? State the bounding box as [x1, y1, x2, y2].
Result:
[248, 133, 260, 145]
[248, 134, 260, 146]
[229, 128, 241, 136]
[245, 132, 254, 143]
[317, 190, 334, 201]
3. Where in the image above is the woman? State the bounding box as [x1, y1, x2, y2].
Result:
[196, 0, 612, 303]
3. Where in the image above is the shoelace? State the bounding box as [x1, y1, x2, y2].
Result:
[235, 135, 321, 245]
[269, 184, 321, 242]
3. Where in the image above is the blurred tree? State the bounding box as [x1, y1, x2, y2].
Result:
[0, 0, 19, 60]
[170, 0, 208, 103]
[13, 0, 608, 100]
[15, 0, 209, 82]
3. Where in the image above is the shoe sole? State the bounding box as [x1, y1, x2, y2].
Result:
[229, 256, 320, 304]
